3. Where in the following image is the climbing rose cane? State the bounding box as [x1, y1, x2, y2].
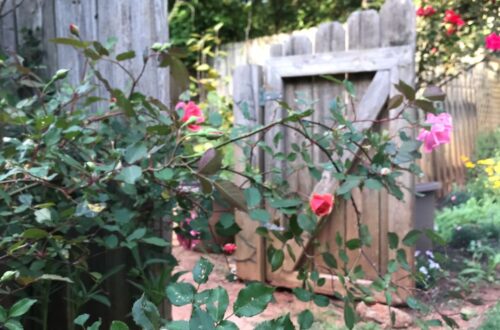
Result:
[485, 32, 500, 51]
[176, 101, 205, 132]
[417, 113, 453, 153]
[309, 193, 334, 217]
[223, 243, 237, 254]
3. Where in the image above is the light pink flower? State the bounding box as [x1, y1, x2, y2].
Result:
[417, 113, 453, 153]
[176, 101, 205, 132]
[485, 32, 500, 51]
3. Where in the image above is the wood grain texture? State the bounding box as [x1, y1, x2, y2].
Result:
[233, 65, 266, 282]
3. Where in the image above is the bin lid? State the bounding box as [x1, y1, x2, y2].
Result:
[415, 181, 442, 193]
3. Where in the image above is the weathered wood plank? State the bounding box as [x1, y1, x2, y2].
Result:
[266, 45, 413, 78]
[233, 65, 266, 282]
[381, 0, 416, 300]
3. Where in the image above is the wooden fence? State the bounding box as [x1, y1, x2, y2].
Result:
[215, 17, 500, 199]
[0, 0, 170, 106]
[232, 0, 416, 303]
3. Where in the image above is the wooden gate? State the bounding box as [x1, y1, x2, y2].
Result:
[232, 0, 416, 303]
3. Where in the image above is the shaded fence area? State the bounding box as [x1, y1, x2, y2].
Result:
[231, 0, 416, 303]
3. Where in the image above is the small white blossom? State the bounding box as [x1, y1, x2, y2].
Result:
[380, 167, 391, 176]
[419, 266, 428, 275]
[415, 250, 421, 257]
[425, 250, 434, 258]
[428, 260, 440, 270]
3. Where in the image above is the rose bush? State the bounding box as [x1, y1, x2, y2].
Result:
[415, 0, 498, 87]
[0, 26, 461, 330]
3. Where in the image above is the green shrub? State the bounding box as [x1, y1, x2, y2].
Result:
[474, 128, 500, 161]
[435, 197, 500, 243]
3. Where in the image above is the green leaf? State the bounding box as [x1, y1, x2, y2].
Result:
[154, 168, 174, 181]
[190, 307, 216, 330]
[8, 298, 37, 318]
[124, 143, 148, 164]
[387, 94, 404, 110]
[34, 208, 52, 224]
[298, 310, 314, 330]
[116, 166, 142, 184]
[127, 228, 146, 241]
[388, 232, 399, 249]
[344, 301, 356, 330]
[345, 239, 361, 250]
[254, 314, 294, 330]
[141, 237, 170, 247]
[364, 178, 382, 190]
[233, 283, 275, 317]
[166, 282, 196, 306]
[424, 229, 445, 246]
[359, 224, 372, 247]
[74, 313, 90, 326]
[249, 209, 270, 223]
[193, 257, 214, 284]
[216, 320, 238, 330]
[116, 50, 136, 61]
[0, 306, 7, 323]
[214, 180, 247, 211]
[343, 79, 356, 96]
[293, 288, 313, 302]
[269, 198, 302, 209]
[414, 99, 435, 113]
[298, 214, 315, 233]
[402, 230, 421, 247]
[49, 38, 88, 48]
[3, 319, 23, 330]
[165, 321, 189, 330]
[110, 320, 129, 330]
[198, 148, 223, 175]
[313, 294, 329, 307]
[270, 249, 284, 272]
[131, 294, 160, 330]
[244, 187, 262, 208]
[322, 252, 338, 269]
[395, 80, 415, 101]
[337, 177, 361, 195]
[387, 260, 398, 273]
[22, 228, 48, 239]
[206, 286, 229, 322]
[93, 41, 110, 56]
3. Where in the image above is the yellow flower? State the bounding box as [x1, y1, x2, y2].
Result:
[477, 158, 495, 166]
[461, 155, 470, 162]
[465, 161, 475, 168]
[485, 167, 494, 176]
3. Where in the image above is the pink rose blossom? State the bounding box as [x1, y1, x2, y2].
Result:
[417, 113, 453, 153]
[417, 6, 436, 17]
[444, 10, 464, 27]
[176, 101, 205, 132]
[485, 32, 500, 51]
[223, 243, 237, 254]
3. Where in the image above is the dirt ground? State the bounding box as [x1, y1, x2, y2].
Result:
[171, 242, 500, 329]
